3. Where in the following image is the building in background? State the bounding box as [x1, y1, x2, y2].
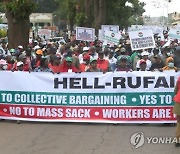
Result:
[168, 12, 180, 25]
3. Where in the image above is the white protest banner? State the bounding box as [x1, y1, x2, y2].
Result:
[101, 25, 119, 37]
[38, 29, 51, 39]
[0, 71, 179, 123]
[104, 30, 121, 45]
[129, 29, 156, 50]
[169, 28, 180, 40]
[76, 27, 95, 42]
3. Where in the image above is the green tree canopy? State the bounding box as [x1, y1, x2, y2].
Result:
[55, 0, 145, 30]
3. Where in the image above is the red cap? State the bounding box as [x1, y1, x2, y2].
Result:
[140, 60, 146, 65]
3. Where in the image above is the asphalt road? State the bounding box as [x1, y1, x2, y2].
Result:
[0, 120, 179, 154]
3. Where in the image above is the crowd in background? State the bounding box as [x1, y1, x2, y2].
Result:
[0, 31, 180, 73]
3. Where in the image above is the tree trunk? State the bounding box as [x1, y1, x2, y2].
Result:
[94, 0, 99, 29]
[84, 0, 92, 27]
[94, 0, 106, 32]
[6, 9, 30, 49]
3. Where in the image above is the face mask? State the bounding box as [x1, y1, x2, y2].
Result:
[168, 62, 174, 68]
[2, 65, 7, 70]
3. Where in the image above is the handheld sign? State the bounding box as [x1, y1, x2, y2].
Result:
[129, 30, 156, 51]
[104, 30, 121, 45]
[101, 25, 119, 38]
[169, 28, 180, 40]
[38, 29, 51, 39]
[76, 27, 95, 42]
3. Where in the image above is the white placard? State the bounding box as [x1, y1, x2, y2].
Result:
[169, 28, 180, 40]
[38, 29, 51, 39]
[76, 27, 95, 42]
[101, 25, 119, 37]
[129, 30, 156, 51]
[104, 30, 122, 45]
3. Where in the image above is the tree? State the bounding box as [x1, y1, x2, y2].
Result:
[56, 0, 145, 30]
[34, 0, 58, 13]
[2, 0, 36, 49]
[93, 0, 106, 30]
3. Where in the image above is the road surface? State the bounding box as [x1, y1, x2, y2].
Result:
[0, 120, 179, 154]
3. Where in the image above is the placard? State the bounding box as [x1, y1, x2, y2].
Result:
[76, 27, 95, 42]
[129, 30, 156, 50]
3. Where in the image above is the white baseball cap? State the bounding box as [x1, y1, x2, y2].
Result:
[17, 61, 24, 67]
[83, 47, 90, 51]
[0, 59, 7, 65]
[18, 45, 23, 49]
[141, 51, 150, 56]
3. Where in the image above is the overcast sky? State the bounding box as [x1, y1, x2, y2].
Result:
[139, 0, 180, 17]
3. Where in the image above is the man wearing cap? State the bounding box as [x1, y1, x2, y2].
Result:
[16, 61, 24, 71]
[17, 45, 24, 55]
[136, 51, 152, 71]
[60, 57, 78, 72]
[150, 55, 165, 71]
[86, 58, 101, 72]
[78, 46, 89, 64]
[139, 60, 147, 71]
[79, 54, 90, 72]
[19, 54, 31, 71]
[117, 47, 132, 68]
[64, 48, 80, 70]
[31, 49, 43, 70]
[115, 56, 132, 72]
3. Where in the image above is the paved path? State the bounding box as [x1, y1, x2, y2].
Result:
[0, 121, 179, 154]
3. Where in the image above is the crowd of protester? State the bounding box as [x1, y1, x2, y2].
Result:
[0, 31, 180, 73]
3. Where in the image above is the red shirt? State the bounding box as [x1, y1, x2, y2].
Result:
[13, 61, 30, 72]
[79, 63, 90, 72]
[49, 63, 61, 73]
[36, 60, 40, 68]
[97, 59, 109, 72]
[59, 61, 79, 72]
[59, 65, 78, 72]
[7, 63, 13, 71]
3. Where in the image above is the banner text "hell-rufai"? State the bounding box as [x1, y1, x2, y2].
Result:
[54, 76, 175, 89]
